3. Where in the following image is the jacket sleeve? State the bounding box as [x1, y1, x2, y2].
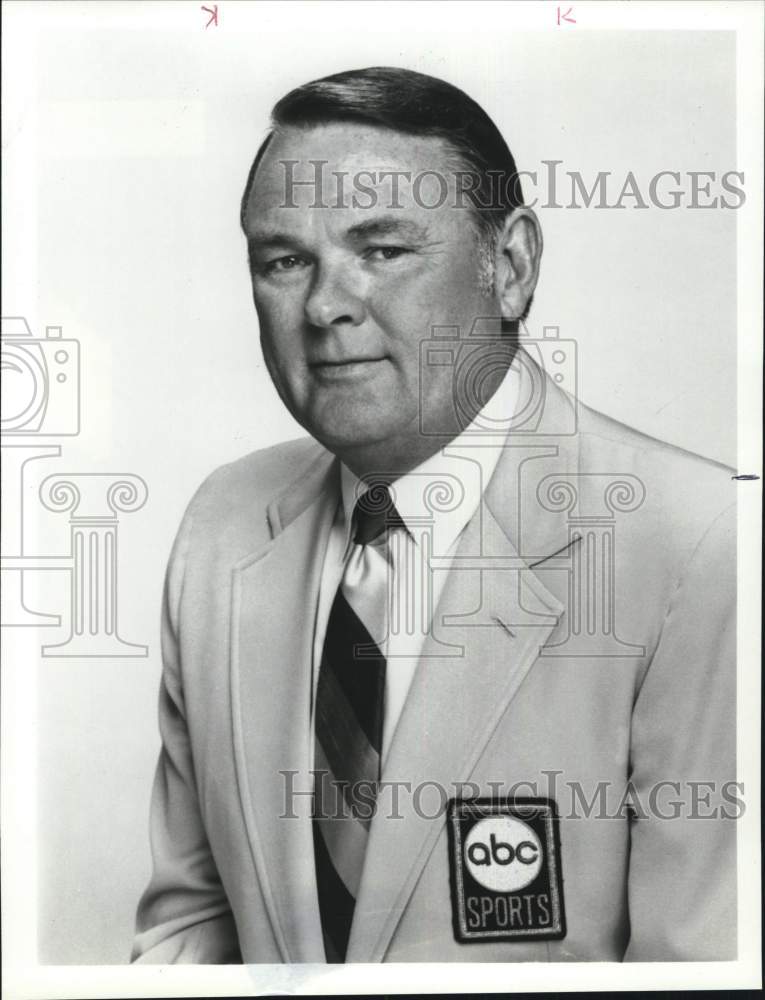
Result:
[131, 506, 242, 964]
[623, 505, 737, 961]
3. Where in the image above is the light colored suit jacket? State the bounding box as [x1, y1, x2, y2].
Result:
[132, 362, 737, 964]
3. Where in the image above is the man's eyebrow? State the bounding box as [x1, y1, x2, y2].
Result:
[346, 217, 430, 241]
[246, 217, 431, 252]
[247, 232, 303, 251]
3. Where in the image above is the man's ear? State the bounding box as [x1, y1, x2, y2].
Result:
[494, 208, 543, 321]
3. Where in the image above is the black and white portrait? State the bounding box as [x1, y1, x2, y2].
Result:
[2, 2, 761, 996]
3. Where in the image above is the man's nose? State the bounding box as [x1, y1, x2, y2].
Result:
[303, 262, 367, 329]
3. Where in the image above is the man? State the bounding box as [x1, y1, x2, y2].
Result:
[132, 67, 736, 964]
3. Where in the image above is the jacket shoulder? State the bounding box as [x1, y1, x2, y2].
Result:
[578, 399, 733, 475]
[192, 436, 326, 508]
[575, 399, 735, 561]
[177, 436, 328, 552]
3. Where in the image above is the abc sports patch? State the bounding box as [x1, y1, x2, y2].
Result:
[446, 797, 566, 944]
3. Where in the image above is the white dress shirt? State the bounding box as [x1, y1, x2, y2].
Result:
[310, 360, 520, 767]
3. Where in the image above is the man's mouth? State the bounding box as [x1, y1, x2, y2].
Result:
[310, 357, 387, 366]
[309, 357, 388, 379]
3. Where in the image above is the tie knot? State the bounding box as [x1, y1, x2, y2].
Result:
[353, 481, 405, 545]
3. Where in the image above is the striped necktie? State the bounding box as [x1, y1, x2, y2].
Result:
[312, 481, 404, 963]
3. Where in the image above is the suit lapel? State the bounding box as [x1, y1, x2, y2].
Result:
[230, 448, 336, 963]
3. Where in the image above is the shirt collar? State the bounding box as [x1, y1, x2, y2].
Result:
[339, 359, 520, 556]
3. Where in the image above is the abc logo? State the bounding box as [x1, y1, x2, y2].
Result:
[463, 816, 543, 893]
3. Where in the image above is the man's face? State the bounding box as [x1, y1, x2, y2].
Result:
[242, 123, 506, 468]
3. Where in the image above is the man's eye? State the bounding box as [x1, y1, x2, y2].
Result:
[365, 246, 412, 262]
[262, 255, 310, 274]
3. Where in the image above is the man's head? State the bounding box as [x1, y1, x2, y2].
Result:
[240, 67, 542, 475]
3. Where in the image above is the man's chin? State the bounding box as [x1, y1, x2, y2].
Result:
[310, 420, 400, 454]
[300, 406, 412, 458]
